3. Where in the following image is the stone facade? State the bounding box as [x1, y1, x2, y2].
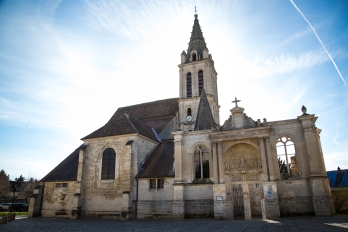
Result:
[31, 13, 334, 220]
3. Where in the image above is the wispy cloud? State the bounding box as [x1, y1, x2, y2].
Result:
[290, 0, 347, 86]
[37, 0, 63, 18]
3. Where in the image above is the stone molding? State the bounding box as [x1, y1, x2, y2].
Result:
[211, 127, 271, 143]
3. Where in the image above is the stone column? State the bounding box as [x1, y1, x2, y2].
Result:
[217, 142, 225, 184]
[241, 176, 251, 220]
[316, 128, 326, 175]
[298, 115, 322, 175]
[121, 191, 133, 219]
[258, 137, 269, 182]
[71, 146, 85, 219]
[298, 115, 334, 216]
[172, 132, 185, 218]
[265, 137, 278, 181]
[212, 143, 219, 183]
[28, 184, 44, 218]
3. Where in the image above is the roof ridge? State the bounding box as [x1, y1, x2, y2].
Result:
[125, 113, 139, 133]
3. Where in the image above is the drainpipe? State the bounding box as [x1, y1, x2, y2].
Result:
[135, 178, 139, 219]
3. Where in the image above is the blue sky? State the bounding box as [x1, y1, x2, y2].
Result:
[0, 0, 347, 180]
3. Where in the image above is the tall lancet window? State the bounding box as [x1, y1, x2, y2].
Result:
[187, 73, 192, 98]
[194, 145, 210, 180]
[101, 148, 116, 180]
[276, 137, 296, 175]
[198, 70, 204, 96]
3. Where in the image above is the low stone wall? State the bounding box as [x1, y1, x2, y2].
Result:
[136, 200, 173, 219]
[279, 196, 314, 216]
[184, 199, 214, 218]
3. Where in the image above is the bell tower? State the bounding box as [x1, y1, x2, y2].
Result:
[178, 13, 219, 131]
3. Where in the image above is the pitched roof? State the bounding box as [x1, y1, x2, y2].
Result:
[82, 113, 159, 141]
[108, 98, 179, 122]
[194, 89, 215, 131]
[40, 145, 82, 182]
[136, 140, 175, 178]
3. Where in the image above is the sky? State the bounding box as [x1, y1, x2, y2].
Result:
[0, 0, 347, 180]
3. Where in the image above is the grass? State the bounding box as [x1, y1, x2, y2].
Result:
[0, 211, 28, 216]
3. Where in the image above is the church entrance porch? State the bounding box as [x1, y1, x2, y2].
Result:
[223, 143, 263, 220]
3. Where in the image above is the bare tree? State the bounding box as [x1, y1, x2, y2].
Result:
[0, 169, 10, 199]
[332, 188, 348, 213]
[19, 176, 39, 202]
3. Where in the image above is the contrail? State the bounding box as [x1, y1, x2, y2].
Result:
[290, 0, 347, 86]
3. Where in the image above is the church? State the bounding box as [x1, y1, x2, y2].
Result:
[28, 13, 334, 220]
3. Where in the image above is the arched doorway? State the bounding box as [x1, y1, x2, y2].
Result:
[224, 143, 263, 219]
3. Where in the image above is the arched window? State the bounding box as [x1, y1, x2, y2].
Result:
[198, 70, 204, 96]
[101, 148, 116, 180]
[192, 53, 197, 61]
[187, 108, 191, 116]
[186, 73, 192, 98]
[194, 145, 210, 179]
[276, 137, 296, 175]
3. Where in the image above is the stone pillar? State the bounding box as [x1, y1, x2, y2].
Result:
[242, 179, 251, 220]
[172, 132, 185, 219]
[173, 132, 184, 182]
[298, 115, 322, 176]
[28, 184, 44, 218]
[316, 129, 326, 175]
[258, 137, 269, 181]
[212, 143, 219, 183]
[298, 115, 334, 216]
[310, 177, 335, 216]
[265, 137, 278, 181]
[213, 184, 229, 219]
[173, 183, 185, 219]
[261, 182, 280, 219]
[121, 191, 133, 219]
[71, 146, 85, 219]
[217, 142, 225, 184]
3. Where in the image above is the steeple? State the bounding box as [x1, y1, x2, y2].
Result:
[185, 13, 208, 63]
[194, 89, 216, 131]
[178, 12, 219, 132]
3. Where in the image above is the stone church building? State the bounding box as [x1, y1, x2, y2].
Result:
[29, 13, 334, 220]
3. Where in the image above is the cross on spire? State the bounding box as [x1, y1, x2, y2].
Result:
[232, 97, 241, 107]
[194, 6, 198, 14]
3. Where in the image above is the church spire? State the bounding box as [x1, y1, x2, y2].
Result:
[185, 10, 208, 63]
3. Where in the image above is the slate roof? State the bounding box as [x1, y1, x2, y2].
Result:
[194, 89, 215, 131]
[185, 14, 208, 63]
[108, 98, 179, 122]
[83, 98, 179, 140]
[83, 113, 160, 141]
[136, 140, 175, 178]
[40, 145, 82, 182]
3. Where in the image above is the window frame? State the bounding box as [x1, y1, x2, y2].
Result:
[101, 148, 116, 180]
[193, 145, 210, 181]
[198, 70, 204, 96]
[149, 178, 165, 190]
[186, 72, 192, 98]
[276, 136, 296, 175]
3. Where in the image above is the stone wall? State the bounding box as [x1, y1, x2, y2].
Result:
[277, 179, 314, 215]
[41, 182, 75, 218]
[82, 134, 158, 217]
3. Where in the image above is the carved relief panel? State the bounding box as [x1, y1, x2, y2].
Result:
[224, 143, 262, 172]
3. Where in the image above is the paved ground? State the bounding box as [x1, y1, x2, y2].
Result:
[1, 215, 348, 231]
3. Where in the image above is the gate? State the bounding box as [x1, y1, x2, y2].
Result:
[232, 185, 244, 220]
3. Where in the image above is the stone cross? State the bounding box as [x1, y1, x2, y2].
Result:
[232, 97, 241, 107]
